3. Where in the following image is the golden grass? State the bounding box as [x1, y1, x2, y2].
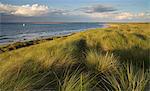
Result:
[0, 23, 149, 91]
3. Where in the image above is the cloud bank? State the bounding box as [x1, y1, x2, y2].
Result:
[77, 4, 149, 20]
[79, 4, 117, 13]
[0, 3, 49, 16]
[0, 3, 149, 22]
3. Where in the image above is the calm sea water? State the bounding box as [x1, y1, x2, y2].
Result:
[0, 22, 105, 44]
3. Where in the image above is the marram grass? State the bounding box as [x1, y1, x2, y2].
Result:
[0, 23, 149, 91]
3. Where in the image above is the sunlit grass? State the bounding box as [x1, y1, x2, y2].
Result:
[0, 23, 149, 91]
[102, 64, 149, 91]
[85, 49, 118, 73]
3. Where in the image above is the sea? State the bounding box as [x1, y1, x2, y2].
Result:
[0, 22, 106, 45]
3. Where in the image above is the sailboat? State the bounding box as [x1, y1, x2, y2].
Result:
[23, 24, 25, 27]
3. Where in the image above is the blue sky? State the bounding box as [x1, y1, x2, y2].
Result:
[0, 0, 149, 22]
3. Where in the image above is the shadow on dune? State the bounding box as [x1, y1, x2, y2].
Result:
[112, 47, 150, 70]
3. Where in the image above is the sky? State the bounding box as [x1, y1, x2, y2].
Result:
[0, 0, 150, 22]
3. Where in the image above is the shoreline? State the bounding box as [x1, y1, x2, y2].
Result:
[1, 22, 148, 53]
[0, 22, 105, 45]
[0, 32, 76, 53]
[0, 24, 107, 53]
[1, 22, 149, 53]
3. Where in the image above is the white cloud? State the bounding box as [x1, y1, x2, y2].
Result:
[72, 4, 149, 20]
[0, 3, 49, 16]
[81, 12, 149, 20]
[137, 13, 145, 17]
[115, 12, 134, 20]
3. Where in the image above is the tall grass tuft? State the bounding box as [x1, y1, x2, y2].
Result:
[53, 65, 98, 91]
[102, 63, 150, 91]
[85, 49, 118, 73]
